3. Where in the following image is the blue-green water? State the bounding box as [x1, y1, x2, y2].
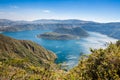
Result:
[1, 30, 117, 69]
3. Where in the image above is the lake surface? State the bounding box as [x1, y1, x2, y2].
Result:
[2, 30, 117, 69]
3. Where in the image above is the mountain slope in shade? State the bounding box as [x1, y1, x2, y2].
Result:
[0, 34, 57, 67]
[81, 23, 120, 39]
[54, 27, 89, 37]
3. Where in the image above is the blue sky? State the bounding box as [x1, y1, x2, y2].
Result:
[0, 0, 120, 22]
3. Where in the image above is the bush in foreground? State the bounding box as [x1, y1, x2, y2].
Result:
[66, 41, 120, 80]
[0, 40, 120, 80]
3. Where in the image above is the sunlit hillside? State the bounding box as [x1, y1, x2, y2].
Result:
[0, 34, 120, 80]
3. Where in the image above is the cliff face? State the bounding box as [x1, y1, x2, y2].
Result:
[0, 34, 57, 67]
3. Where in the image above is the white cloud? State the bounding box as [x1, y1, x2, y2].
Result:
[42, 10, 51, 13]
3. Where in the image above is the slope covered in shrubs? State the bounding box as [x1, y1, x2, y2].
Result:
[66, 40, 120, 80]
[0, 34, 120, 80]
[0, 34, 57, 68]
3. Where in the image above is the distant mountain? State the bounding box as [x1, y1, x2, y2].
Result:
[33, 19, 93, 24]
[0, 19, 84, 31]
[0, 34, 57, 67]
[81, 22, 120, 39]
[54, 27, 89, 37]
[0, 19, 120, 39]
[0, 19, 14, 26]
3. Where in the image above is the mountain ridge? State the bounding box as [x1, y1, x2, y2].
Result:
[0, 19, 120, 39]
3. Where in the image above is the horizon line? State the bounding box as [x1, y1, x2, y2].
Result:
[0, 18, 120, 23]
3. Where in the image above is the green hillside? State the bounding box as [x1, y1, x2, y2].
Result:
[0, 34, 120, 80]
[0, 34, 57, 67]
[66, 40, 120, 80]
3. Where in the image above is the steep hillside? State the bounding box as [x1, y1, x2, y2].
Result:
[0, 34, 57, 67]
[0, 34, 61, 80]
[0, 34, 120, 79]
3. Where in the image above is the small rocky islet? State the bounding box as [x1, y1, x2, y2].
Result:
[37, 27, 89, 40]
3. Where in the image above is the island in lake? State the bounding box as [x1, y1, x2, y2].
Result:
[37, 27, 89, 40]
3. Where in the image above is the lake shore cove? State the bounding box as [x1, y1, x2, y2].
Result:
[0, 34, 120, 80]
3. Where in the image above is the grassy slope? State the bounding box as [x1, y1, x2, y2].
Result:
[0, 34, 57, 66]
[0, 34, 120, 80]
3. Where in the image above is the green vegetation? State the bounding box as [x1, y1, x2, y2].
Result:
[0, 34, 120, 80]
[0, 34, 57, 67]
[66, 41, 120, 80]
[0, 58, 65, 80]
[37, 32, 77, 40]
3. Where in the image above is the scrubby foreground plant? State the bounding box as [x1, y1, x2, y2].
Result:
[0, 40, 120, 80]
[66, 40, 120, 80]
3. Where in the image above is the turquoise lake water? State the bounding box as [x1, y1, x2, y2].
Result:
[1, 30, 117, 69]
